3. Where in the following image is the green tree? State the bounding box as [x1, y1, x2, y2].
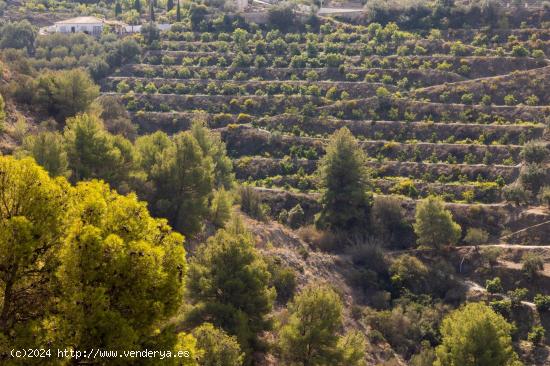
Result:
[190, 120, 234, 190]
[278, 284, 365, 366]
[413, 196, 461, 248]
[149, 131, 214, 235]
[187, 226, 274, 355]
[193, 323, 244, 366]
[210, 188, 233, 228]
[21, 131, 70, 178]
[135, 131, 172, 173]
[0, 157, 69, 350]
[63, 113, 135, 188]
[52, 180, 187, 352]
[0, 21, 36, 54]
[434, 303, 522, 366]
[167, 0, 174, 11]
[115, 1, 122, 17]
[317, 128, 371, 234]
[35, 69, 99, 123]
[134, 0, 142, 13]
[176, 0, 182, 22]
[189, 4, 208, 30]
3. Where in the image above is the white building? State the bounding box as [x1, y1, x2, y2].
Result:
[54, 16, 105, 36]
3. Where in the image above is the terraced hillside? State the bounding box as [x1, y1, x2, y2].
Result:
[100, 20, 550, 241]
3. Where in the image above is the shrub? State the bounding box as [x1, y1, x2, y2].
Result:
[287, 204, 305, 229]
[390, 254, 429, 294]
[522, 253, 543, 279]
[463, 228, 489, 245]
[503, 184, 530, 206]
[528, 326, 545, 345]
[480, 247, 502, 268]
[413, 196, 461, 249]
[485, 277, 503, 294]
[539, 186, 550, 208]
[239, 185, 269, 222]
[507, 288, 528, 308]
[534, 294, 550, 312]
[521, 140, 548, 164]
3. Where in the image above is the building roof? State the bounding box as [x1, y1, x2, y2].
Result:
[55, 16, 104, 25]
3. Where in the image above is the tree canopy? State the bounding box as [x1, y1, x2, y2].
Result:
[434, 302, 522, 366]
[317, 128, 372, 235]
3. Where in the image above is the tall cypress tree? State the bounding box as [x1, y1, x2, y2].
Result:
[167, 0, 174, 11]
[149, 0, 155, 21]
[176, 0, 181, 22]
[115, 1, 122, 17]
[134, 0, 141, 14]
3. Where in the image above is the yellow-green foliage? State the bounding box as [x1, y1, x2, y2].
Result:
[0, 156, 187, 356]
[435, 302, 522, 366]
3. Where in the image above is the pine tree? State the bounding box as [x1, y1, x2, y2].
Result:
[187, 225, 275, 356]
[149, 131, 214, 235]
[22, 131, 70, 178]
[317, 127, 372, 235]
[413, 195, 461, 249]
[53, 180, 187, 352]
[0, 157, 69, 348]
[435, 303, 522, 366]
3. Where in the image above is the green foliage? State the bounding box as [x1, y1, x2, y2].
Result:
[64, 113, 135, 188]
[521, 140, 548, 164]
[371, 196, 411, 248]
[54, 180, 187, 351]
[278, 284, 365, 366]
[287, 204, 305, 229]
[0, 157, 69, 348]
[317, 128, 372, 235]
[413, 196, 461, 248]
[210, 188, 233, 228]
[22, 131, 70, 178]
[434, 302, 522, 366]
[187, 226, 274, 355]
[464, 228, 489, 245]
[267, 258, 297, 304]
[528, 325, 545, 345]
[190, 119, 234, 190]
[503, 184, 531, 206]
[521, 252, 543, 279]
[390, 254, 429, 294]
[0, 21, 36, 54]
[193, 323, 244, 366]
[149, 131, 214, 235]
[365, 299, 449, 357]
[239, 185, 269, 221]
[35, 69, 99, 123]
[485, 277, 503, 294]
[534, 294, 550, 312]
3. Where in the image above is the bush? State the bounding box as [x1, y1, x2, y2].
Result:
[485, 277, 503, 294]
[534, 294, 550, 312]
[480, 247, 502, 268]
[390, 254, 429, 294]
[463, 228, 489, 245]
[507, 288, 528, 308]
[528, 326, 545, 345]
[503, 184, 530, 206]
[239, 185, 269, 222]
[521, 253, 543, 279]
[267, 260, 297, 303]
[287, 204, 305, 229]
[539, 186, 550, 208]
[521, 140, 548, 164]
[413, 196, 461, 249]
